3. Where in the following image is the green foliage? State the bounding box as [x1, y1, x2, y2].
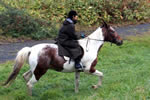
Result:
[0, 0, 150, 39]
[122, 0, 150, 21]
[0, 8, 58, 39]
[0, 35, 150, 99]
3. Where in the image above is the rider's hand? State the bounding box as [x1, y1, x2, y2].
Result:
[81, 33, 85, 38]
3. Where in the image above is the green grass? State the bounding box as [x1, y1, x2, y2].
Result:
[0, 35, 150, 100]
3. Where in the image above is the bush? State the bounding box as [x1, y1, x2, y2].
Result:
[0, 0, 149, 39]
[37, 0, 150, 25]
[0, 8, 58, 39]
[122, 0, 150, 21]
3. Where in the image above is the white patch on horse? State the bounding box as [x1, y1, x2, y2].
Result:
[62, 60, 75, 72]
[79, 27, 104, 72]
[64, 56, 70, 61]
[110, 27, 115, 31]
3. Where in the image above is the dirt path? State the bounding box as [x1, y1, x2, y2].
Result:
[0, 23, 150, 63]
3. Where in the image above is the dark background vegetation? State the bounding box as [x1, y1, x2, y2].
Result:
[0, 0, 149, 39]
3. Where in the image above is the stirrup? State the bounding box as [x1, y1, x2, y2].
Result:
[75, 63, 84, 72]
[76, 68, 83, 72]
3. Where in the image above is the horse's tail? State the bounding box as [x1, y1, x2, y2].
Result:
[3, 47, 31, 86]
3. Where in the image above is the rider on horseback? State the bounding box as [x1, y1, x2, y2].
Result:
[56, 10, 84, 71]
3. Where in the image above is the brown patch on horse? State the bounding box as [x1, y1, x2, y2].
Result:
[89, 58, 97, 73]
[34, 45, 66, 80]
[102, 27, 111, 41]
[101, 22, 116, 42]
[89, 44, 103, 73]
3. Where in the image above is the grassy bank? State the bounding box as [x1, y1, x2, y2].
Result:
[0, 34, 150, 100]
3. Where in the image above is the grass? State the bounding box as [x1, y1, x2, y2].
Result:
[0, 34, 150, 100]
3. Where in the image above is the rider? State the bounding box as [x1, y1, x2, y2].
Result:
[56, 10, 84, 71]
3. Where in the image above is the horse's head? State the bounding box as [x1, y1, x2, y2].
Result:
[101, 21, 123, 46]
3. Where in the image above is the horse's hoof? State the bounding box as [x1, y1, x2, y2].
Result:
[28, 91, 32, 96]
[92, 85, 98, 89]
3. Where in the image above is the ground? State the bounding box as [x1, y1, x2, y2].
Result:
[0, 33, 150, 100]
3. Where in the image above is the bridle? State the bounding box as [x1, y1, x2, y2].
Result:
[85, 26, 119, 52]
[86, 35, 117, 52]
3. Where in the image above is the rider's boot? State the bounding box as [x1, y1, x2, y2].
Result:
[75, 59, 83, 72]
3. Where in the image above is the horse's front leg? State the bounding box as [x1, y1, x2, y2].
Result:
[85, 58, 103, 89]
[91, 70, 103, 89]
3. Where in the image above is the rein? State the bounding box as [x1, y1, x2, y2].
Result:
[87, 37, 104, 41]
[86, 37, 104, 52]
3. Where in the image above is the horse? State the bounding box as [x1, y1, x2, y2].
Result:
[3, 21, 123, 95]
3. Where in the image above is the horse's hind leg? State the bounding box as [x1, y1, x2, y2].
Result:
[27, 74, 37, 96]
[26, 58, 38, 96]
[75, 71, 80, 93]
[23, 70, 32, 83]
[27, 64, 49, 95]
[26, 51, 51, 95]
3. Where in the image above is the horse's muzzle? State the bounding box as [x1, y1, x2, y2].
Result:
[116, 40, 123, 46]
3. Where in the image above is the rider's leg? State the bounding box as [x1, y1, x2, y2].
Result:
[74, 55, 83, 71]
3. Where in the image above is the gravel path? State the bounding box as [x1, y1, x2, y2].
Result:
[0, 23, 150, 63]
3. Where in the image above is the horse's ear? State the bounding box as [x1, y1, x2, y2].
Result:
[102, 19, 109, 29]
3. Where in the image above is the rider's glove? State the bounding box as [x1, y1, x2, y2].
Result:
[81, 33, 85, 38]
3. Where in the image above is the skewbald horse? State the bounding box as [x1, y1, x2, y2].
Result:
[3, 21, 123, 95]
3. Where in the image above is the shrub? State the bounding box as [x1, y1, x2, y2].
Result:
[0, 0, 149, 39]
[0, 8, 58, 39]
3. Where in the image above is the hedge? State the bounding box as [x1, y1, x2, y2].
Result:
[0, 0, 149, 39]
